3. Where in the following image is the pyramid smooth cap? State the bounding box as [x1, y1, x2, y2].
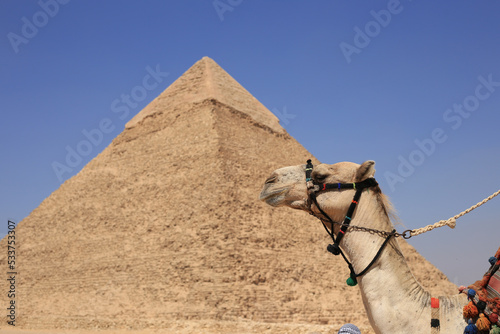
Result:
[125, 57, 285, 133]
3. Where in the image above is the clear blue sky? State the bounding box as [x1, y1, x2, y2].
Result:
[1, 1, 499, 286]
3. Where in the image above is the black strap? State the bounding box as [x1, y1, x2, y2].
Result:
[309, 191, 336, 242]
[305, 159, 392, 284]
[315, 177, 378, 191]
[312, 177, 378, 253]
[335, 188, 363, 247]
[353, 229, 395, 277]
[334, 229, 396, 285]
[307, 159, 337, 241]
[305, 159, 313, 182]
[308, 171, 378, 255]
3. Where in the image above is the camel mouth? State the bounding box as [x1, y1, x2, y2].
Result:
[259, 187, 289, 206]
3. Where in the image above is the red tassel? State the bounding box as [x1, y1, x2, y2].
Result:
[489, 312, 498, 324]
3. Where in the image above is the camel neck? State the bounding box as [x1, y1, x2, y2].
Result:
[341, 192, 432, 333]
[337, 191, 466, 333]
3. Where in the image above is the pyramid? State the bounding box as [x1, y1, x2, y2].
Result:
[0, 57, 457, 331]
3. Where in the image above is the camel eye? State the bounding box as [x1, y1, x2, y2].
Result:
[314, 174, 327, 183]
[265, 175, 277, 184]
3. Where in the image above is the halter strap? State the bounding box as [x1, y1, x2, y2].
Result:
[307, 162, 378, 255]
[314, 177, 378, 192]
[305, 159, 389, 286]
[337, 229, 396, 286]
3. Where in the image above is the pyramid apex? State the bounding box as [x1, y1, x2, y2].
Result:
[125, 58, 285, 133]
[199, 56, 219, 66]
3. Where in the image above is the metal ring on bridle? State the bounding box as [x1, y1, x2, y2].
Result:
[401, 229, 413, 239]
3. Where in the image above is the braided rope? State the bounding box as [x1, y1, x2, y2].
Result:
[410, 189, 500, 237]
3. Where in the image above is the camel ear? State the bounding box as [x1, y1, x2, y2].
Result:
[355, 160, 376, 181]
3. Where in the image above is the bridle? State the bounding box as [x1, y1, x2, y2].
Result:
[304, 159, 396, 286]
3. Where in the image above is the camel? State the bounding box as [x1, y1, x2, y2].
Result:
[259, 160, 468, 334]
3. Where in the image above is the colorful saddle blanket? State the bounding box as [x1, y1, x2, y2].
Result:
[487, 262, 500, 300]
[461, 246, 500, 331]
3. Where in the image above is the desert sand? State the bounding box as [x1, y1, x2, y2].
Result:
[0, 320, 375, 334]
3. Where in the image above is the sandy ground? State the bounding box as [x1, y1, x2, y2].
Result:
[0, 320, 375, 334]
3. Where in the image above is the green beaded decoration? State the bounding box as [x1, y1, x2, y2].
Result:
[346, 276, 357, 286]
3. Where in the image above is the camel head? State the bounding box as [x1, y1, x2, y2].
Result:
[259, 160, 377, 222]
[260, 161, 470, 334]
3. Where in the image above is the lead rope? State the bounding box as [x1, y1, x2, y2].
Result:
[409, 188, 500, 237]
